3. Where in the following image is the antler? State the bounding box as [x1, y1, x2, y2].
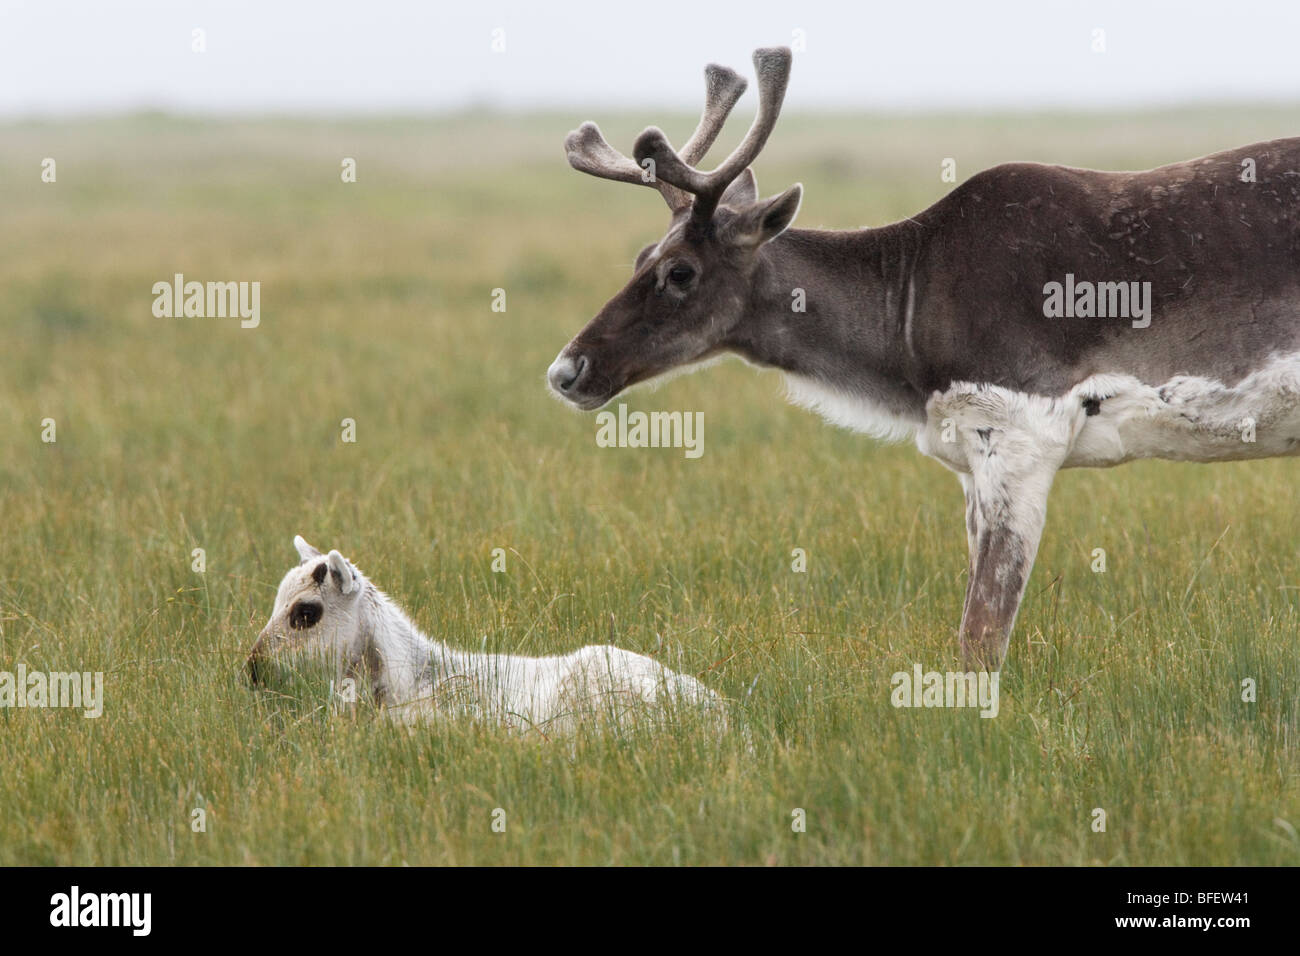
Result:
[633, 47, 791, 221]
[564, 62, 748, 211]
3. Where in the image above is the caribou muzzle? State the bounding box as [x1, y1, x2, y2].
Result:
[547, 348, 631, 410]
[547, 352, 594, 403]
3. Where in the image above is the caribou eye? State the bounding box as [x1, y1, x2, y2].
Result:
[668, 264, 695, 285]
[289, 601, 323, 630]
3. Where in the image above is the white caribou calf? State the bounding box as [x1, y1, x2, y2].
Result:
[247, 536, 727, 736]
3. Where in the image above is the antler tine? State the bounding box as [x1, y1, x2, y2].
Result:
[565, 63, 748, 211]
[633, 47, 792, 218]
[652, 63, 748, 210]
[564, 122, 647, 185]
[678, 63, 747, 166]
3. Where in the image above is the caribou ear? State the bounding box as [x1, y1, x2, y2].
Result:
[723, 183, 802, 248]
[633, 242, 657, 273]
[294, 535, 322, 563]
[326, 550, 357, 594]
[718, 168, 758, 208]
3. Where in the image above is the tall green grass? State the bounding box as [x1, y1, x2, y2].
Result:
[0, 109, 1298, 864]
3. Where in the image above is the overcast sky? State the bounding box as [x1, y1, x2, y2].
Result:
[2, 0, 1299, 116]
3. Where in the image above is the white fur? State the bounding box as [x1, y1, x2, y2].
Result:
[251, 537, 729, 737]
[783, 373, 919, 442]
[1061, 355, 1300, 467]
[917, 349, 1300, 475]
[918, 382, 1076, 629]
[907, 352, 1300, 665]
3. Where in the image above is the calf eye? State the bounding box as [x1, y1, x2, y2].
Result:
[668, 264, 695, 285]
[289, 601, 323, 629]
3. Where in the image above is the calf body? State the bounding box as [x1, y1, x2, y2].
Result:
[249, 537, 727, 736]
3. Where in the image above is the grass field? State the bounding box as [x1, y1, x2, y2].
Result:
[1, 106, 1299, 865]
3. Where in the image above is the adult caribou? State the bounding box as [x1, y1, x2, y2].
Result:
[547, 46, 1300, 670]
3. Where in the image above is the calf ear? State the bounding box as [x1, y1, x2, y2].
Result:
[326, 550, 357, 594]
[723, 183, 803, 248]
[294, 535, 322, 563]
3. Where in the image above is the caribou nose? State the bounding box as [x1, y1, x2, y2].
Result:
[547, 353, 588, 394]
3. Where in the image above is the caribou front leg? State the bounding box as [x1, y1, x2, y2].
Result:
[957, 465, 1054, 670]
[921, 387, 1083, 671]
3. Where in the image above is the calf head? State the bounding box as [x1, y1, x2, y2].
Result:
[547, 47, 802, 410]
[246, 535, 365, 685]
